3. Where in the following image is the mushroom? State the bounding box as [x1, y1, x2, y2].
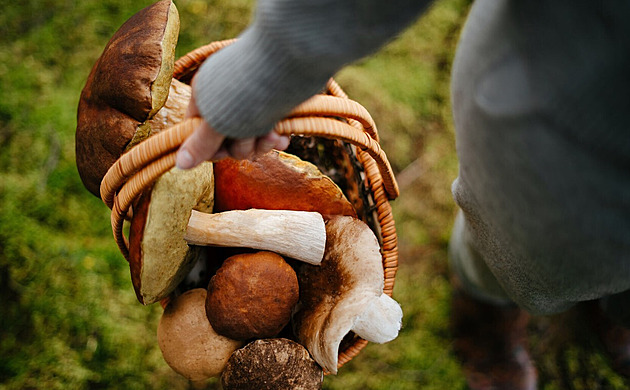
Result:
[128, 163, 213, 305]
[293, 215, 403, 374]
[157, 288, 244, 383]
[205, 251, 299, 340]
[213, 150, 357, 218]
[129, 165, 326, 305]
[221, 339, 323, 390]
[184, 208, 326, 264]
[76, 0, 190, 197]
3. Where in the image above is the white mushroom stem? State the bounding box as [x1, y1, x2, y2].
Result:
[184, 209, 326, 265]
[351, 293, 402, 344]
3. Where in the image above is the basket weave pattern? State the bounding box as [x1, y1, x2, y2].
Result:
[100, 40, 400, 370]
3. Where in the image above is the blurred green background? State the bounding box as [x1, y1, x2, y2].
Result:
[1, 0, 628, 389]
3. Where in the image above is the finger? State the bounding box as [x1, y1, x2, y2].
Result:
[176, 121, 226, 169]
[185, 94, 200, 119]
[228, 138, 257, 159]
[185, 77, 199, 119]
[254, 133, 290, 155]
[254, 133, 278, 155]
[275, 134, 290, 151]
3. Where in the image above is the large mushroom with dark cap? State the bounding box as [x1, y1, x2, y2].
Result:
[76, 0, 190, 196]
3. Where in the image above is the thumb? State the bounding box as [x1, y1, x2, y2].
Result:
[176, 121, 226, 169]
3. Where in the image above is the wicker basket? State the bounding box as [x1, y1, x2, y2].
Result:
[100, 40, 400, 372]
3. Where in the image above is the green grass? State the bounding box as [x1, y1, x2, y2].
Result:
[1, 0, 628, 389]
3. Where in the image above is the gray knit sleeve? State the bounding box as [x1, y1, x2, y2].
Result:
[193, 0, 430, 139]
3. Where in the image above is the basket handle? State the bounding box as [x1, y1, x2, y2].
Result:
[173, 39, 236, 82]
[273, 116, 399, 199]
[101, 113, 399, 260]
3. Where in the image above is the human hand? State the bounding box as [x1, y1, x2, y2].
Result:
[175, 79, 290, 170]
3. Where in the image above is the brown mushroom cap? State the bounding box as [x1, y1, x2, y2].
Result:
[221, 339, 323, 390]
[158, 288, 243, 382]
[213, 150, 357, 218]
[205, 251, 299, 340]
[129, 163, 214, 304]
[76, 0, 181, 196]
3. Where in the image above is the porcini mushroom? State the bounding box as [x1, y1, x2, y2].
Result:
[128, 163, 214, 305]
[205, 251, 299, 340]
[221, 339, 323, 390]
[129, 165, 326, 305]
[213, 150, 357, 218]
[294, 215, 403, 374]
[76, 0, 190, 196]
[158, 288, 244, 382]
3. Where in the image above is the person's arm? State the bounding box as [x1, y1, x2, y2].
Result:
[176, 0, 431, 168]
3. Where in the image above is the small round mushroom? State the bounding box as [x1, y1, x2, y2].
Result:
[294, 215, 403, 374]
[76, 0, 190, 196]
[205, 251, 299, 340]
[221, 339, 323, 390]
[213, 150, 357, 218]
[157, 288, 244, 382]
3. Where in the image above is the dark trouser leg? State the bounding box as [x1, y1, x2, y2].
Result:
[600, 290, 630, 329]
[588, 290, 630, 377]
[449, 211, 537, 390]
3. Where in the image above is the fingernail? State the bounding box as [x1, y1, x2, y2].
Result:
[278, 136, 290, 150]
[176, 149, 195, 170]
